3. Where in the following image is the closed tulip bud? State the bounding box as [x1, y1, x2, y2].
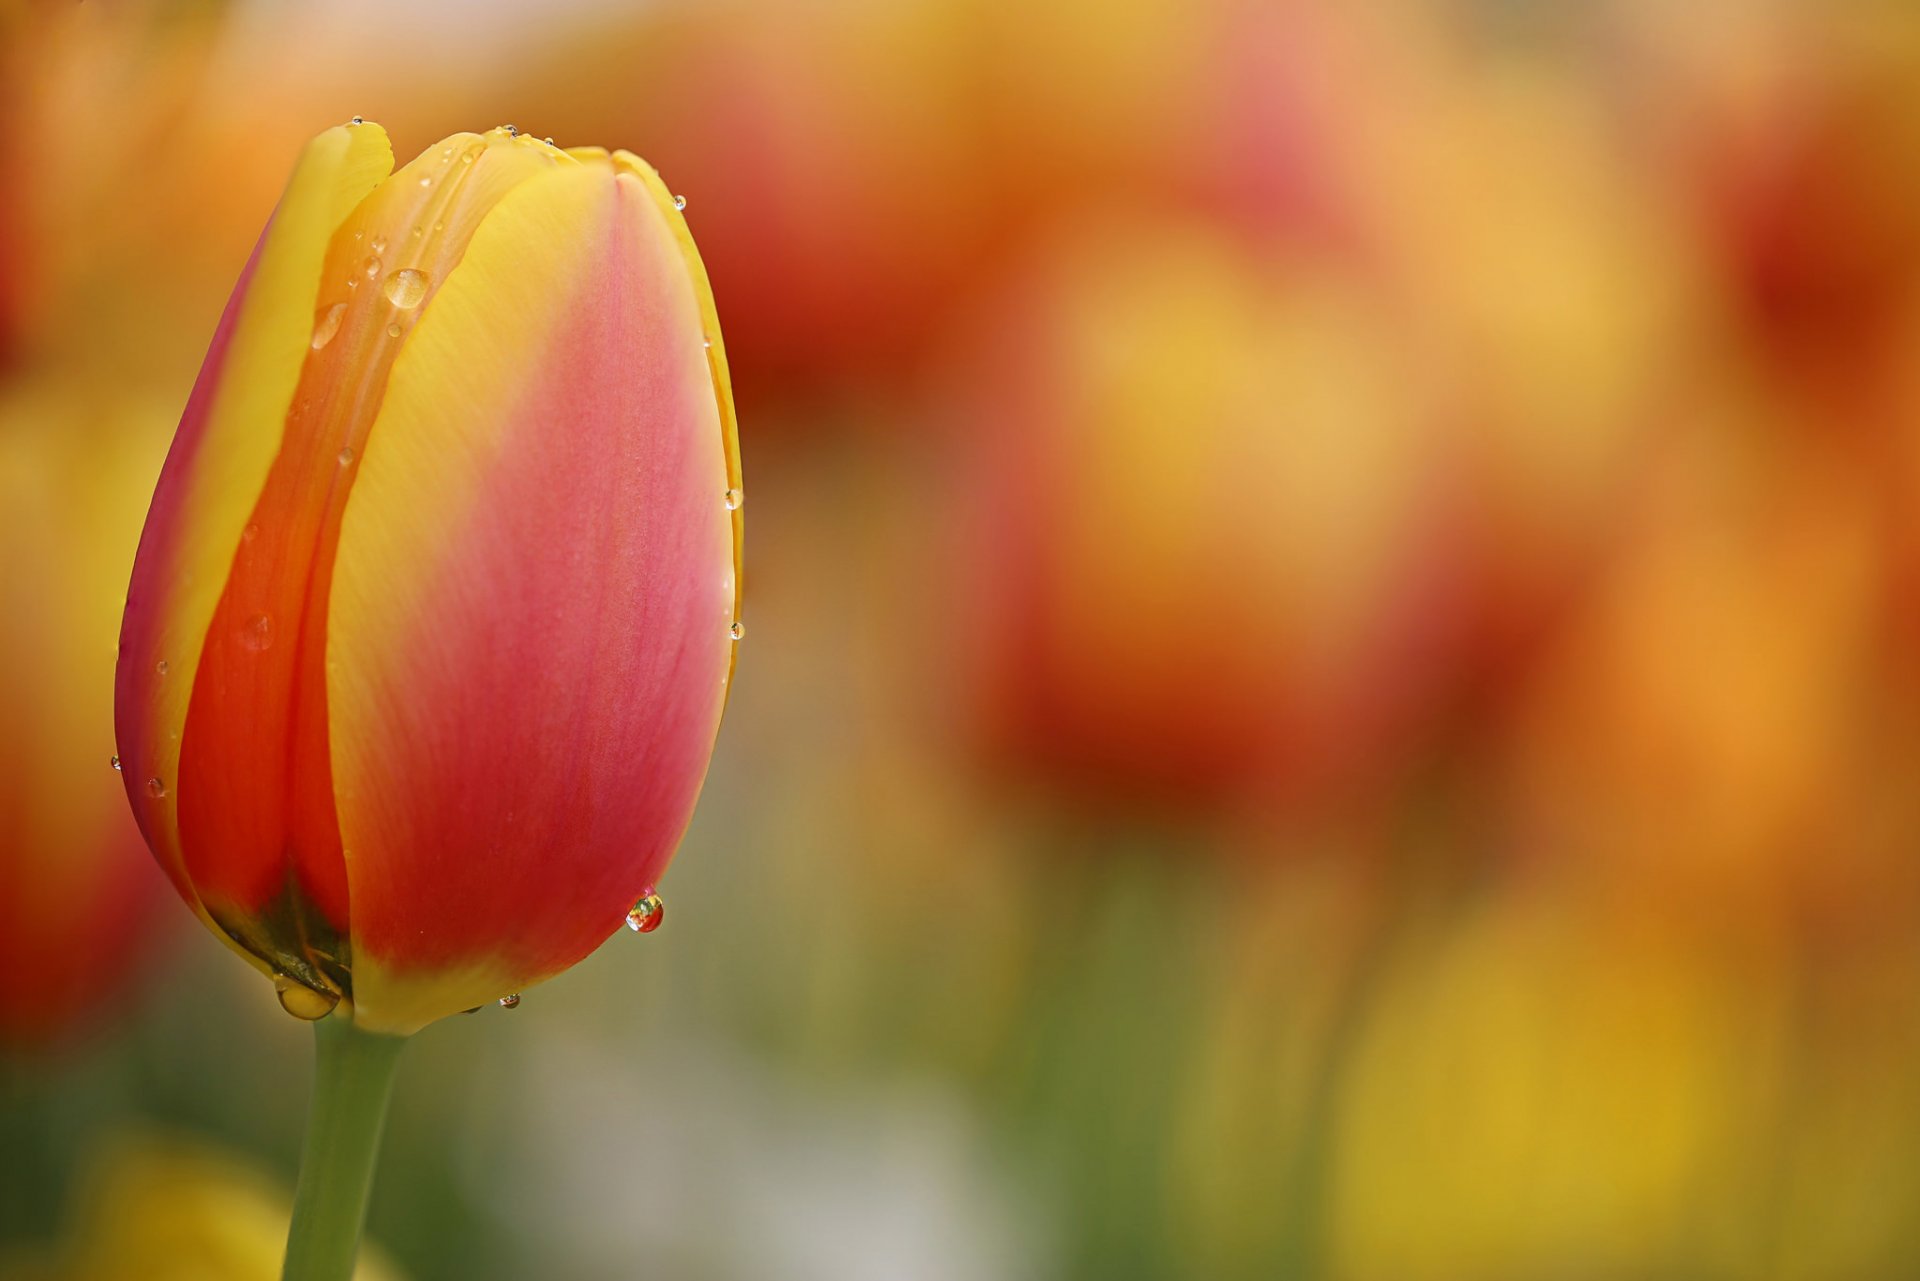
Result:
[114, 121, 741, 1036]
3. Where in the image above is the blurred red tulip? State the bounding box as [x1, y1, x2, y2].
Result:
[115, 122, 742, 1035]
[0, 389, 173, 1048]
[501, 0, 993, 411]
[942, 224, 1457, 813]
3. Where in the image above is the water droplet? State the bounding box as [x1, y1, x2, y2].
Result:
[353, 229, 364, 242]
[310, 302, 347, 350]
[109, 754, 122, 771]
[625, 892, 665, 933]
[723, 488, 742, 510]
[350, 116, 364, 126]
[542, 136, 554, 145]
[441, 146, 453, 161]
[461, 150, 476, 166]
[146, 777, 166, 798]
[729, 621, 745, 641]
[703, 337, 713, 350]
[274, 975, 340, 1021]
[383, 268, 430, 309]
[411, 225, 424, 239]
[346, 277, 359, 290]
[386, 323, 402, 338]
[242, 523, 260, 544]
[433, 220, 446, 232]
[499, 993, 521, 1009]
[418, 174, 432, 188]
[362, 254, 382, 281]
[673, 193, 687, 211]
[370, 234, 388, 254]
[155, 659, 169, 676]
[502, 123, 518, 137]
[241, 613, 273, 651]
[338, 446, 356, 466]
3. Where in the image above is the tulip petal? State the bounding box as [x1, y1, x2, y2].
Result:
[328, 162, 737, 1032]
[170, 132, 560, 991]
[116, 122, 392, 958]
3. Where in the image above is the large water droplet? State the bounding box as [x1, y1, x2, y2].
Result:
[383, 268, 430, 309]
[625, 892, 665, 933]
[241, 613, 273, 651]
[146, 777, 166, 799]
[723, 488, 742, 511]
[274, 975, 340, 1021]
[311, 302, 347, 350]
[109, 754, 122, 772]
[499, 993, 521, 1009]
[729, 621, 745, 641]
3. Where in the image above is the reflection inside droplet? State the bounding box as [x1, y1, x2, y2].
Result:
[625, 892, 665, 933]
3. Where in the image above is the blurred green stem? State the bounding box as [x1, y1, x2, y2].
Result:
[281, 1013, 407, 1281]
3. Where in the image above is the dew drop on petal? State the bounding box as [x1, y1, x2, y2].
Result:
[383, 268, 430, 309]
[386, 323, 402, 338]
[350, 116, 364, 126]
[146, 777, 166, 798]
[625, 892, 665, 933]
[242, 523, 260, 544]
[240, 613, 273, 651]
[155, 659, 169, 676]
[673, 193, 687, 211]
[338, 446, 356, 466]
[370, 234, 388, 255]
[362, 254, 382, 281]
[499, 993, 521, 1009]
[310, 302, 347, 350]
[419, 174, 432, 188]
[723, 488, 742, 510]
[110, 754, 122, 771]
[274, 976, 340, 1021]
[729, 621, 745, 641]
[703, 337, 713, 350]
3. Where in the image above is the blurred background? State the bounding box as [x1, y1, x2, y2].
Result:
[7, 0, 1920, 1277]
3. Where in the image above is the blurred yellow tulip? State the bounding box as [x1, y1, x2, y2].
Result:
[2, 1134, 403, 1281]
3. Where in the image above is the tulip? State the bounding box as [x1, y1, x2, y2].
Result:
[942, 222, 1452, 815]
[0, 387, 174, 1049]
[112, 119, 740, 1280]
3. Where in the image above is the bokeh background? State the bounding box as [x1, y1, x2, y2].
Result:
[7, 0, 1920, 1277]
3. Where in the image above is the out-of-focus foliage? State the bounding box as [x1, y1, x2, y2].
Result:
[8, 1, 1920, 1278]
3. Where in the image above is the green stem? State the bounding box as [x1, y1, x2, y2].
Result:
[281, 1013, 408, 1281]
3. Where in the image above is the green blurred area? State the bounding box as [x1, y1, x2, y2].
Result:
[10, 0, 1920, 1278]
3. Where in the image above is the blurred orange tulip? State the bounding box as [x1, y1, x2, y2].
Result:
[114, 122, 742, 1034]
[942, 223, 1457, 813]
[0, 387, 172, 1048]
